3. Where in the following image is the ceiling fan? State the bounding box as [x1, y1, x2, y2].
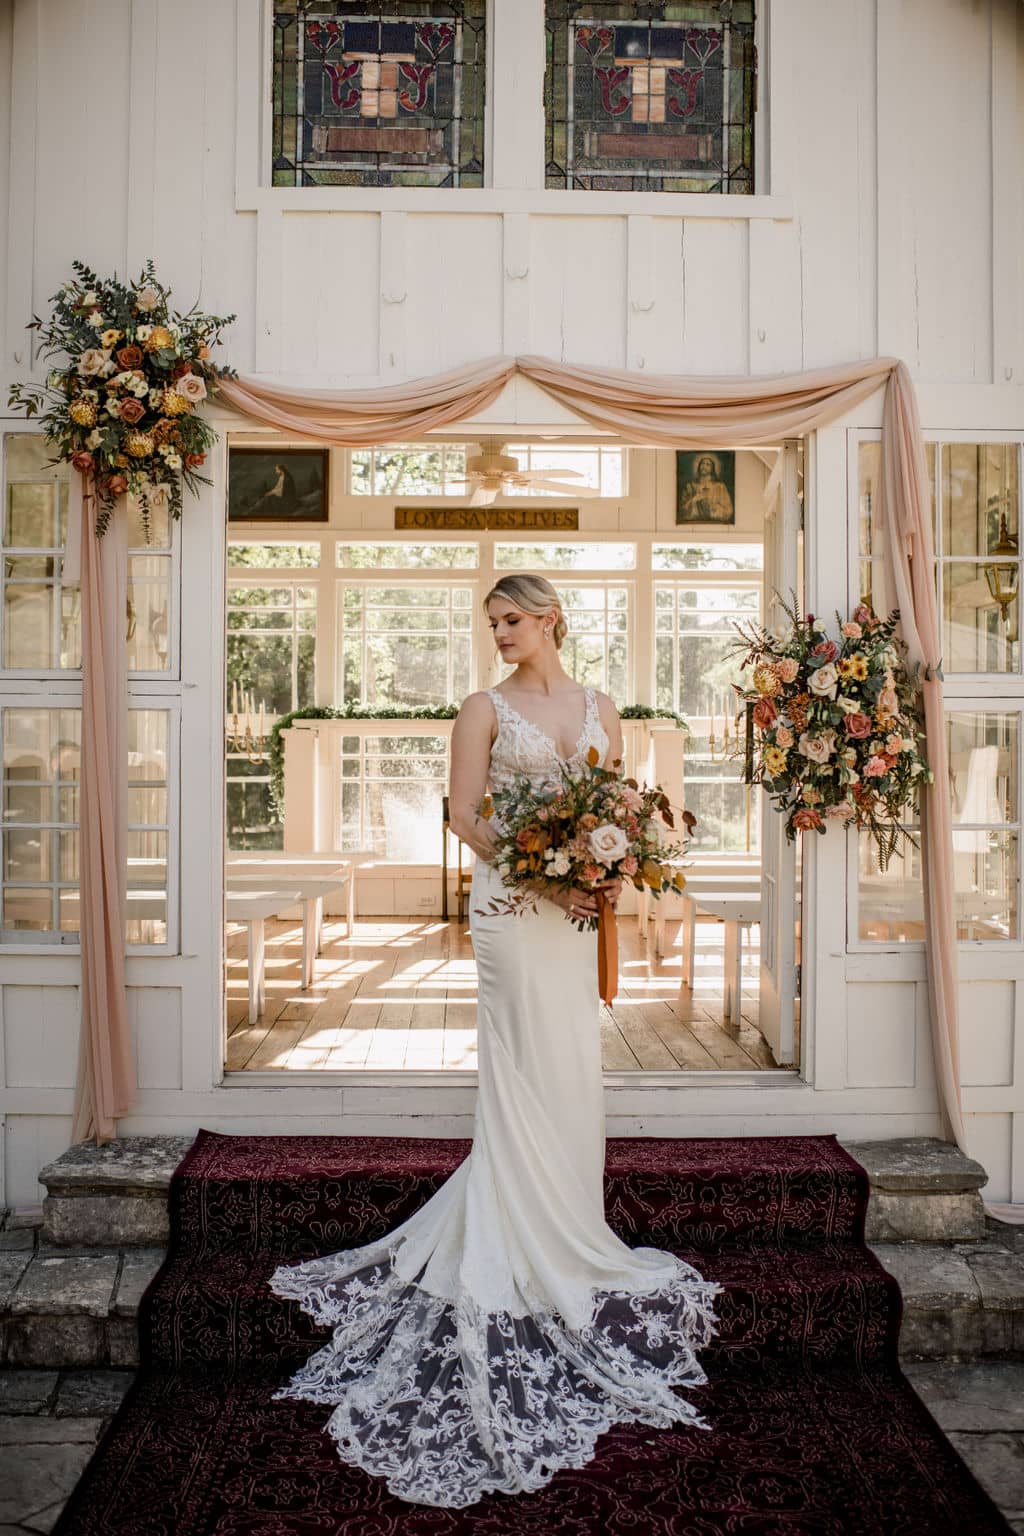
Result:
[448, 439, 602, 506]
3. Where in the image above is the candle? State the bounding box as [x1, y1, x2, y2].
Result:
[231, 680, 239, 717]
[244, 689, 253, 737]
[258, 699, 266, 743]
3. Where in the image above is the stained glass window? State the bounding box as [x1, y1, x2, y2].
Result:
[545, 2, 756, 193]
[272, 4, 486, 188]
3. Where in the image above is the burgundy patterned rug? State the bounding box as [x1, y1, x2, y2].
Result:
[54, 1130, 1010, 1535]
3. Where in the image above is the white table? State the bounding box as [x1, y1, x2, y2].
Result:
[225, 871, 353, 1023]
[676, 890, 763, 1021]
[226, 857, 358, 951]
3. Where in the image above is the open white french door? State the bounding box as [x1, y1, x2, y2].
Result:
[758, 440, 802, 1065]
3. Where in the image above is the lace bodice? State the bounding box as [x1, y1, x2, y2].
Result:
[486, 686, 610, 794]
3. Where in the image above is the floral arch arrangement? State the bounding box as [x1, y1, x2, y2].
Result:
[733, 599, 932, 868]
[7, 260, 234, 536]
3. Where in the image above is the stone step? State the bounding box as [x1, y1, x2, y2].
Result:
[32, 1133, 992, 1248]
[0, 1215, 163, 1369]
[871, 1228, 1024, 1361]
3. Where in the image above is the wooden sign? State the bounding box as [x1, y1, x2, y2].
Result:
[395, 506, 580, 531]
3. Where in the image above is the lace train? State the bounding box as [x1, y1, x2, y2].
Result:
[269, 1236, 724, 1508]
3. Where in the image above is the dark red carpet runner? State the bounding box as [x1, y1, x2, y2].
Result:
[53, 1130, 1010, 1534]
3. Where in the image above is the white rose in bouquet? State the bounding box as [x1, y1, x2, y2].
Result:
[588, 823, 629, 866]
[808, 662, 839, 698]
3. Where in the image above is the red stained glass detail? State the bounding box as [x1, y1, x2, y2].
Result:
[323, 60, 360, 110]
[398, 62, 435, 111]
[667, 68, 702, 119]
[595, 65, 631, 116]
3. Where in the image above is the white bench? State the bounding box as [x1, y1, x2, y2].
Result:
[225, 869, 354, 1023]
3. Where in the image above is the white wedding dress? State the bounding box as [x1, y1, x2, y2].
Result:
[268, 685, 723, 1508]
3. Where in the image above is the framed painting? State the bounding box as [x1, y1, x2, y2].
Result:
[228, 448, 330, 523]
[675, 451, 736, 525]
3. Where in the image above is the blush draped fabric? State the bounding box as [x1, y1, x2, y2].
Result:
[75, 352, 1020, 1221]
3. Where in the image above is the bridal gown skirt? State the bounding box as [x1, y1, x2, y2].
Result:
[268, 857, 724, 1508]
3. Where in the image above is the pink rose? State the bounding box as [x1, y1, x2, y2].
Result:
[864, 756, 887, 778]
[885, 733, 906, 754]
[841, 622, 863, 639]
[581, 862, 603, 884]
[71, 450, 94, 473]
[775, 725, 794, 749]
[844, 713, 873, 739]
[792, 807, 824, 831]
[621, 853, 639, 877]
[812, 640, 839, 663]
[776, 657, 799, 684]
[752, 697, 777, 730]
[852, 604, 875, 626]
[173, 372, 207, 405]
[827, 801, 856, 822]
[119, 398, 146, 424]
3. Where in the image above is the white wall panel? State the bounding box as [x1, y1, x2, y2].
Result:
[3, 1113, 74, 1207]
[130, 987, 182, 1090]
[529, 218, 627, 367]
[965, 1111, 1014, 1203]
[679, 221, 748, 374]
[3, 986, 78, 1090]
[279, 213, 380, 380]
[403, 215, 503, 377]
[960, 981, 1015, 1087]
[845, 981, 918, 1089]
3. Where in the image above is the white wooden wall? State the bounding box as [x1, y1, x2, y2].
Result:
[0, 0, 1023, 1206]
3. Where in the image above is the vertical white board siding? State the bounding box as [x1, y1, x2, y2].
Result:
[879, 0, 994, 380]
[3, 986, 79, 1089]
[200, 0, 257, 346]
[634, 220, 685, 375]
[960, 981, 1015, 1087]
[5, 0, 38, 376]
[748, 218, 803, 374]
[965, 1112, 1014, 1204]
[3, 1114, 74, 1208]
[33, 1, 131, 307]
[125, 0, 159, 273]
[991, 0, 1023, 385]
[129, 987, 182, 1090]
[679, 220, 748, 374]
[529, 218, 628, 368]
[489, 0, 545, 190]
[501, 213, 532, 357]
[403, 216, 503, 378]
[147, 0, 209, 303]
[279, 214, 381, 381]
[845, 981, 919, 1088]
[0, 1, 13, 363]
[783, 0, 870, 367]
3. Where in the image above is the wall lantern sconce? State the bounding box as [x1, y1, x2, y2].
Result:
[983, 504, 1019, 645]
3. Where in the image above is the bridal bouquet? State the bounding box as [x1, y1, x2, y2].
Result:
[732, 598, 931, 868]
[476, 745, 696, 1003]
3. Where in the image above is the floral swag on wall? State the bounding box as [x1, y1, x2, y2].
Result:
[7, 260, 234, 536]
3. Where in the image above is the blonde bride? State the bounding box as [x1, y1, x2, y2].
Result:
[267, 572, 722, 1508]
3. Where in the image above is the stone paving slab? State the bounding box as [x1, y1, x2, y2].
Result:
[10, 1255, 119, 1318]
[945, 1432, 1024, 1521]
[112, 1249, 164, 1317]
[0, 1369, 58, 1414]
[55, 1369, 134, 1418]
[869, 1242, 983, 1309]
[904, 1361, 1024, 1433]
[0, 1417, 104, 1535]
[0, 1253, 32, 1310]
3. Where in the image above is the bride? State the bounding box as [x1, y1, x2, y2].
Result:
[268, 572, 723, 1508]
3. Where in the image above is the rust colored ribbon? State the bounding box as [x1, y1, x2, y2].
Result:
[596, 890, 618, 1005]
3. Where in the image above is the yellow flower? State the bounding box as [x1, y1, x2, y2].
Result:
[763, 745, 788, 776]
[672, 869, 686, 890]
[69, 399, 97, 427]
[125, 431, 154, 458]
[161, 388, 190, 417]
[100, 329, 122, 349]
[848, 653, 868, 681]
[144, 325, 174, 353]
[753, 664, 781, 697]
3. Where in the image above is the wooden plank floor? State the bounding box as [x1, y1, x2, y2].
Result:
[225, 915, 788, 1074]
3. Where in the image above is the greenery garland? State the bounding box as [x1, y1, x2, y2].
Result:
[266, 702, 689, 823]
[7, 260, 234, 537]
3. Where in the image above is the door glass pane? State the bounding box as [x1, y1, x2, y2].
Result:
[943, 562, 1018, 674]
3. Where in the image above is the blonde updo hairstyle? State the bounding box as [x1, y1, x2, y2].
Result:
[483, 573, 568, 649]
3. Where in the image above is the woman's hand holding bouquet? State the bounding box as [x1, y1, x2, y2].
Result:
[474, 746, 695, 1004]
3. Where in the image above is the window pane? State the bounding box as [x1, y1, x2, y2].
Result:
[339, 583, 473, 706]
[1, 707, 167, 944]
[494, 542, 635, 570]
[653, 542, 763, 572]
[858, 439, 936, 610]
[943, 562, 1018, 674]
[949, 711, 1017, 824]
[229, 542, 320, 568]
[127, 556, 171, 671]
[943, 443, 1018, 559]
[857, 833, 925, 943]
[544, 2, 755, 195]
[338, 733, 448, 860]
[337, 541, 478, 568]
[272, 5, 487, 190]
